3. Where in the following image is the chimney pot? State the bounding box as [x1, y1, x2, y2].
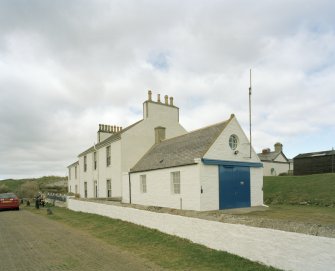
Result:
[169, 97, 174, 106]
[148, 90, 152, 101]
[157, 94, 161, 103]
[164, 95, 168, 105]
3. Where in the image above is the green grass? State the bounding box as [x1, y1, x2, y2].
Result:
[27, 206, 280, 271]
[264, 173, 335, 207]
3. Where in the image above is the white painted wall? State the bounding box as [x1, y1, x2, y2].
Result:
[263, 161, 290, 176]
[68, 199, 335, 271]
[75, 99, 186, 199]
[68, 163, 79, 194]
[204, 117, 260, 163]
[204, 116, 263, 207]
[121, 101, 187, 173]
[250, 167, 264, 206]
[128, 164, 201, 210]
[199, 163, 219, 211]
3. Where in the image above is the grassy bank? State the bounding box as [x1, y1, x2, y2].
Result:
[27, 206, 280, 271]
[264, 173, 335, 207]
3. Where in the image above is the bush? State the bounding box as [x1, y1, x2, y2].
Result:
[19, 181, 39, 198]
[0, 184, 9, 193]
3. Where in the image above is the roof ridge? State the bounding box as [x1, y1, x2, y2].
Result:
[157, 117, 231, 145]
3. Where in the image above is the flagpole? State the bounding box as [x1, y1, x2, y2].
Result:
[249, 69, 252, 159]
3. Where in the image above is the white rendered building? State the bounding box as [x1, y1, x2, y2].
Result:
[68, 91, 264, 210]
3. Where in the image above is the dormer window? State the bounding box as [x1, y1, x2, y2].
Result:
[229, 134, 239, 150]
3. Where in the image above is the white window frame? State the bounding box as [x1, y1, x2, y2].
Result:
[84, 156, 87, 172]
[106, 146, 111, 166]
[93, 152, 97, 170]
[140, 175, 147, 193]
[106, 179, 112, 198]
[171, 171, 180, 194]
[229, 134, 239, 150]
[84, 182, 88, 198]
[94, 180, 98, 198]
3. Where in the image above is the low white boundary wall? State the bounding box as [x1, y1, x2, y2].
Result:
[68, 199, 335, 271]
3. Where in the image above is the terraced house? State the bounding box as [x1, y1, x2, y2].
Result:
[68, 91, 264, 210]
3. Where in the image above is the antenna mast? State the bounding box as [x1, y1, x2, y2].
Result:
[249, 69, 252, 159]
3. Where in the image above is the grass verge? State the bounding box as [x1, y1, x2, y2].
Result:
[264, 173, 335, 206]
[26, 206, 280, 271]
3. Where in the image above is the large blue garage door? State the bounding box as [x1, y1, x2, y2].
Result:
[219, 166, 251, 209]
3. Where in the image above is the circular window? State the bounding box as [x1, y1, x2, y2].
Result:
[229, 134, 239, 150]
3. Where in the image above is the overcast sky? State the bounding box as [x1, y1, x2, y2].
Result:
[1, 0, 335, 179]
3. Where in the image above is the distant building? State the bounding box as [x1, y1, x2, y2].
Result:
[293, 150, 335, 175]
[257, 143, 292, 176]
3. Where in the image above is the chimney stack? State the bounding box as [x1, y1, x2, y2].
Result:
[262, 148, 270, 154]
[154, 126, 166, 144]
[274, 142, 283, 153]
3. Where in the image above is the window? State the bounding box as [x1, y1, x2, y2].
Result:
[229, 134, 239, 150]
[140, 175, 147, 193]
[75, 165, 77, 179]
[93, 152, 97, 170]
[94, 181, 98, 198]
[84, 182, 88, 198]
[84, 156, 87, 172]
[75, 185, 78, 194]
[171, 171, 180, 194]
[106, 146, 111, 166]
[106, 179, 112, 198]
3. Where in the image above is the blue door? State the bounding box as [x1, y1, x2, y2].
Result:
[219, 166, 251, 209]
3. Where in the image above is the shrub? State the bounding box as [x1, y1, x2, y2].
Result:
[0, 184, 9, 193]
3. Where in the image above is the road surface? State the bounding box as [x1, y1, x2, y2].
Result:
[0, 210, 163, 271]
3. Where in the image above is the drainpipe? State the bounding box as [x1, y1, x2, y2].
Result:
[128, 172, 132, 204]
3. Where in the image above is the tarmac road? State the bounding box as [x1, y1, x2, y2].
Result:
[0, 210, 163, 271]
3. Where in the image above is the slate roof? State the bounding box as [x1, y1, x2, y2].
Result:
[258, 152, 281, 162]
[130, 118, 232, 172]
[78, 120, 143, 157]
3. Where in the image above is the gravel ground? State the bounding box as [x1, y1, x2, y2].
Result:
[80, 199, 335, 238]
[0, 210, 164, 271]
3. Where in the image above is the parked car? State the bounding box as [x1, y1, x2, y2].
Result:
[0, 193, 20, 210]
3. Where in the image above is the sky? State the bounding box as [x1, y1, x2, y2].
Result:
[1, 0, 335, 180]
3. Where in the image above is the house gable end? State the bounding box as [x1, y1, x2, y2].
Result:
[204, 116, 261, 163]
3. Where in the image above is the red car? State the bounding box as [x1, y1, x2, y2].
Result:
[0, 193, 20, 210]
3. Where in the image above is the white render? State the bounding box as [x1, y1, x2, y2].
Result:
[68, 198, 335, 271]
[124, 115, 264, 211]
[262, 160, 290, 176]
[67, 162, 79, 195]
[128, 164, 200, 210]
[204, 117, 260, 163]
[68, 93, 187, 199]
[258, 144, 292, 176]
[68, 93, 263, 211]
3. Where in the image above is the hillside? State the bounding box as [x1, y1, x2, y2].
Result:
[264, 173, 335, 207]
[0, 176, 68, 196]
